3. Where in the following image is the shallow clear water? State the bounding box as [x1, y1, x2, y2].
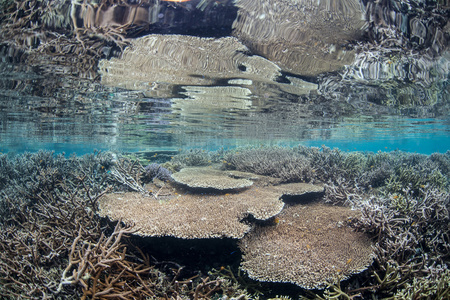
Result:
[1, 2, 450, 299]
[0, 0, 449, 156]
[0, 61, 449, 155]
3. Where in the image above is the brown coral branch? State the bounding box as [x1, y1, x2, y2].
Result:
[193, 277, 223, 300]
[57, 221, 161, 299]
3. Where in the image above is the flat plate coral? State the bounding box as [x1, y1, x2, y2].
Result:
[98, 179, 324, 239]
[239, 202, 374, 289]
[171, 167, 254, 191]
[98, 185, 283, 239]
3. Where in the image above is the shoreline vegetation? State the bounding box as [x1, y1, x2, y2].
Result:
[0, 146, 449, 299]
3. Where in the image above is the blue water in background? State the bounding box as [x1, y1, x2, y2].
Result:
[0, 59, 449, 156]
[2, 114, 448, 155]
[304, 118, 450, 154]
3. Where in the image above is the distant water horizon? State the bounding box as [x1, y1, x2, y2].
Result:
[2, 132, 448, 156]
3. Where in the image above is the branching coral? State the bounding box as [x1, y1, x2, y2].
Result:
[328, 185, 450, 299]
[57, 221, 248, 299]
[109, 156, 147, 194]
[209, 265, 265, 296]
[393, 266, 450, 299]
[0, 150, 113, 217]
[57, 222, 151, 298]
[358, 187, 449, 266]
[220, 146, 449, 197]
[162, 148, 226, 173]
[1, 148, 448, 299]
[223, 146, 313, 183]
[217, 146, 449, 299]
[385, 165, 447, 195]
[0, 151, 258, 299]
[142, 163, 173, 183]
[0, 154, 109, 298]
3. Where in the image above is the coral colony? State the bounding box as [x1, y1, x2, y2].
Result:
[0, 146, 449, 299]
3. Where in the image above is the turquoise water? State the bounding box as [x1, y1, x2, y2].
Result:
[1, 62, 448, 155]
[1, 1, 449, 157]
[1, 1, 449, 299]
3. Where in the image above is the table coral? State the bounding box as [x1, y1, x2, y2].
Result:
[239, 203, 374, 289]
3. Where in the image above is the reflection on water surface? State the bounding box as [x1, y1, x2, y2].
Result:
[0, 1, 450, 299]
[0, 61, 448, 154]
[0, 0, 449, 155]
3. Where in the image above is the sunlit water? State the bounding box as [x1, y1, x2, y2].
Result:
[0, 2, 450, 298]
[0, 61, 448, 155]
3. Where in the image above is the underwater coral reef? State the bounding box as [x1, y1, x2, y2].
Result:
[0, 146, 449, 299]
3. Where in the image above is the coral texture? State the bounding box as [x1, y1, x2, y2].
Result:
[99, 168, 324, 238]
[171, 167, 253, 191]
[99, 184, 293, 239]
[239, 203, 374, 289]
[143, 163, 173, 182]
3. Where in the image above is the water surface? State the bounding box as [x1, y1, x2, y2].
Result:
[0, 60, 448, 155]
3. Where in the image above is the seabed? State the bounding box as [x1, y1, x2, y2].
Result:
[0, 146, 449, 299]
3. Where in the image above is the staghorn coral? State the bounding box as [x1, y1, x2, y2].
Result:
[0, 150, 114, 219]
[165, 148, 225, 172]
[323, 177, 365, 206]
[223, 145, 385, 186]
[57, 222, 144, 297]
[321, 185, 450, 299]
[293, 145, 369, 185]
[0, 152, 111, 299]
[142, 163, 173, 183]
[1, 147, 449, 299]
[385, 165, 448, 195]
[109, 155, 158, 195]
[392, 266, 450, 299]
[429, 151, 450, 175]
[115, 147, 448, 298]
[0, 150, 260, 299]
[180, 145, 449, 193]
[58, 221, 252, 300]
[223, 146, 313, 183]
[358, 187, 450, 266]
[209, 265, 266, 297]
[239, 203, 374, 289]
